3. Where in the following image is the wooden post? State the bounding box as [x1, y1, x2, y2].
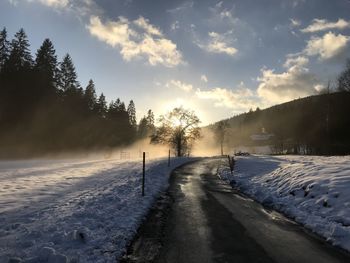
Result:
[228, 155, 233, 174]
[168, 149, 170, 167]
[142, 152, 145, 196]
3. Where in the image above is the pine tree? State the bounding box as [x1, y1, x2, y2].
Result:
[127, 100, 137, 127]
[6, 28, 33, 71]
[145, 109, 155, 135]
[57, 53, 79, 92]
[96, 93, 107, 117]
[114, 98, 126, 112]
[108, 100, 115, 113]
[138, 116, 148, 138]
[35, 38, 58, 85]
[106, 100, 116, 119]
[85, 79, 97, 111]
[120, 102, 126, 112]
[0, 27, 9, 72]
[146, 109, 155, 127]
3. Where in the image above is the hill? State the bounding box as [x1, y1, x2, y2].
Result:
[212, 92, 350, 155]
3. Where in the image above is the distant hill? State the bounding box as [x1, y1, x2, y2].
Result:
[211, 92, 350, 155]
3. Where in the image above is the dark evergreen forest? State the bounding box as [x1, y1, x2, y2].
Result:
[221, 91, 350, 155]
[0, 28, 155, 158]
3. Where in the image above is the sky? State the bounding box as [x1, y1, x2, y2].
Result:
[1, 0, 350, 125]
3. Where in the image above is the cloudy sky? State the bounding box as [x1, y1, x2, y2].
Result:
[1, 0, 350, 124]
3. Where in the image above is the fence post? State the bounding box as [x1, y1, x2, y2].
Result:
[227, 154, 233, 174]
[168, 149, 170, 167]
[142, 152, 145, 196]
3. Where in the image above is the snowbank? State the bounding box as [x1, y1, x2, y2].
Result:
[218, 155, 350, 252]
[0, 156, 196, 263]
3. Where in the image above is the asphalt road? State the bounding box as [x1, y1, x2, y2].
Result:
[122, 158, 350, 263]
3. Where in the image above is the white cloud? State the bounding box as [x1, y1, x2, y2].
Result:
[88, 16, 132, 48]
[163, 79, 259, 112]
[195, 87, 256, 111]
[301, 19, 350, 33]
[166, 1, 193, 13]
[9, 0, 101, 16]
[283, 56, 309, 68]
[258, 31, 347, 104]
[134, 16, 162, 36]
[304, 32, 349, 60]
[237, 81, 246, 88]
[87, 16, 183, 67]
[166, 80, 193, 92]
[257, 63, 320, 104]
[37, 0, 69, 7]
[200, 75, 208, 83]
[290, 18, 301, 27]
[198, 31, 238, 56]
[193, 2, 256, 58]
[208, 2, 242, 28]
[9, 0, 69, 8]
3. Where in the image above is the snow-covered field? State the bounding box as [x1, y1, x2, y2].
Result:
[0, 156, 195, 263]
[219, 155, 350, 252]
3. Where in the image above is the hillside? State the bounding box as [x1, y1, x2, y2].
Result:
[213, 92, 350, 155]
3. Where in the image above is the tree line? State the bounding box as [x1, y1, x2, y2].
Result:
[0, 27, 155, 158]
[212, 61, 350, 155]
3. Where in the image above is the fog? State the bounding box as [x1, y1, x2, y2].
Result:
[0, 127, 225, 161]
[191, 128, 223, 157]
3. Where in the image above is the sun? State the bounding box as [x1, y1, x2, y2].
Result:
[170, 117, 183, 128]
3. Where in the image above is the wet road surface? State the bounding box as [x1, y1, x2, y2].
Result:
[122, 158, 350, 263]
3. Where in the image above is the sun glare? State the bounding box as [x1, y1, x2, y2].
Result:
[157, 98, 208, 125]
[170, 117, 182, 127]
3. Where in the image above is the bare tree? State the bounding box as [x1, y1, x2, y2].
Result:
[338, 59, 350, 92]
[151, 107, 201, 156]
[213, 120, 230, 155]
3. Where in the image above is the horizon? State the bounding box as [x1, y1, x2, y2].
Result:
[1, 0, 350, 125]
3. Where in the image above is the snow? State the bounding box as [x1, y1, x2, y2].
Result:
[218, 155, 350, 252]
[0, 156, 195, 263]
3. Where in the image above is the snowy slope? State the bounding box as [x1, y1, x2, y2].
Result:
[0, 156, 195, 263]
[218, 155, 350, 252]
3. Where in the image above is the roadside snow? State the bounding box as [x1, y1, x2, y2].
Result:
[218, 155, 350, 252]
[0, 156, 195, 263]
